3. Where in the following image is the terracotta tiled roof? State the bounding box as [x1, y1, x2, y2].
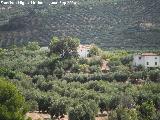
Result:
[141, 53, 158, 56]
[78, 44, 92, 50]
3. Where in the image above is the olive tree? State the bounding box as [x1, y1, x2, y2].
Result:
[138, 101, 156, 120]
[89, 45, 101, 57]
[69, 101, 98, 120]
[49, 36, 80, 58]
[108, 107, 138, 120]
[114, 72, 128, 82]
[49, 97, 69, 119]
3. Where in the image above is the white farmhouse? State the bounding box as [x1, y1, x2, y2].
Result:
[77, 44, 92, 58]
[133, 53, 160, 68]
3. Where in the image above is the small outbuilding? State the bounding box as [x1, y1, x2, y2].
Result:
[77, 44, 92, 58]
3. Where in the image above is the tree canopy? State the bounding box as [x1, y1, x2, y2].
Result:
[49, 36, 80, 58]
[0, 77, 27, 120]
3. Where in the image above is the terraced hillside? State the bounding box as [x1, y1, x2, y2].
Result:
[0, 0, 160, 49]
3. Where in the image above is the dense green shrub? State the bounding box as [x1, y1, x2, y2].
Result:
[79, 58, 88, 64]
[114, 72, 128, 82]
[135, 65, 145, 71]
[108, 107, 138, 120]
[89, 65, 101, 73]
[99, 97, 111, 113]
[0, 77, 27, 120]
[26, 42, 40, 51]
[88, 57, 102, 66]
[89, 45, 101, 57]
[108, 60, 122, 67]
[130, 71, 147, 80]
[32, 75, 45, 84]
[53, 67, 65, 78]
[138, 101, 156, 120]
[49, 97, 69, 119]
[108, 96, 120, 110]
[62, 58, 77, 70]
[28, 100, 38, 112]
[37, 95, 52, 113]
[37, 81, 53, 92]
[69, 101, 98, 120]
[149, 70, 160, 82]
[0, 67, 15, 79]
[63, 73, 114, 83]
[111, 65, 130, 73]
[120, 55, 133, 65]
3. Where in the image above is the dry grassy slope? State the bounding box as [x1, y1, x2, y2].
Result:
[0, 0, 160, 49]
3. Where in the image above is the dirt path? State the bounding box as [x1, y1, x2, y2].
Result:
[26, 112, 51, 120]
[26, 112, 108, 120]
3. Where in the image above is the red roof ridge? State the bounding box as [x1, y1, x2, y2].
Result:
[141, 53, 158, 56]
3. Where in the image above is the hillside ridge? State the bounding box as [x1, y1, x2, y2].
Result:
[0, 0, 160, 49]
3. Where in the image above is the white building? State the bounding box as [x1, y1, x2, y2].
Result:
[40, 46, 49, 52]
[77, 44, 92, 58]
[133, 53, 160, 68]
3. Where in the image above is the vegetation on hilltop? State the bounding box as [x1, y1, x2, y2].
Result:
[0, 0, 160, 49]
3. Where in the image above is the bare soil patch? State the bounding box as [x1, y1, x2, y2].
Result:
[26, 112, 108, 120]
